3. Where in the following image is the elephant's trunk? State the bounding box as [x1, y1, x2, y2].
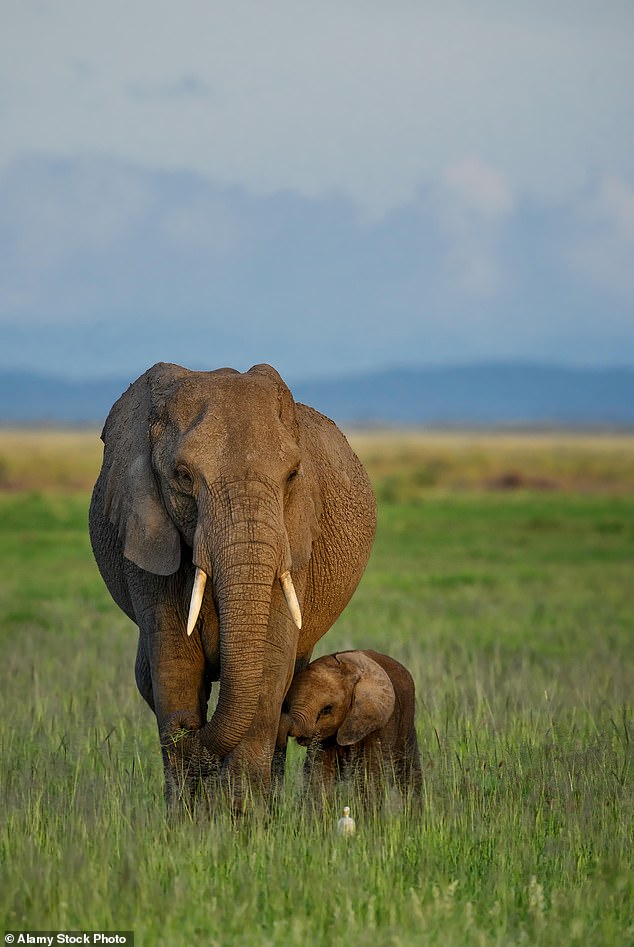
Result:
[194, 480, 285, 760]
[287, 714, 313, 742]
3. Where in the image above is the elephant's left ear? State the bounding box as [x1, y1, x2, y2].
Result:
[100, 363, 185, 575]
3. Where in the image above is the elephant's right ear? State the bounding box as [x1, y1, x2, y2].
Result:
[100, 363, 187, 576]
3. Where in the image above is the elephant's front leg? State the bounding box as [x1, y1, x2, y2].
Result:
[142, 603, 216, 807]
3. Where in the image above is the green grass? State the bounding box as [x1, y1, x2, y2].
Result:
[1, 480, 633, 945]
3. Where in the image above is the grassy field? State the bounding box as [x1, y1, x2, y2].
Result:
[0, 431, 633, 945]
[2, 427, 634, 494]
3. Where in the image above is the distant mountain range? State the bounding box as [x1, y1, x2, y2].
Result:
[1, 364, 633, 427]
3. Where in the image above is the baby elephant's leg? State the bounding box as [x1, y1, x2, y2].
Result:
[350, 737, 387, 811]
[395, 735, 423, 803]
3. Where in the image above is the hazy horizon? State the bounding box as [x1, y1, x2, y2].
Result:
[4, 357, 634, 386]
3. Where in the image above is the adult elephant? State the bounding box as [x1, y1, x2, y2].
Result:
[89, 362, 376, 805]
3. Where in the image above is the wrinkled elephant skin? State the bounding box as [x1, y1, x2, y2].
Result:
[89, 362, 376, 807]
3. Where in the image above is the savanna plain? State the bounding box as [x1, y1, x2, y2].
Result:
[1, 429, 633, 946]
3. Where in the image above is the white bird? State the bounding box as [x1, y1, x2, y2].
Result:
[337, 806, 356, 836]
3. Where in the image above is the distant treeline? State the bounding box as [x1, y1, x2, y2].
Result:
[2, 362, 634, 426]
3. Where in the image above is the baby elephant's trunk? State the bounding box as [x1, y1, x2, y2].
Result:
[276, 712, 293, 747]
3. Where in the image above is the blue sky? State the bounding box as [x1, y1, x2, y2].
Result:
[1, 1, 633, 381]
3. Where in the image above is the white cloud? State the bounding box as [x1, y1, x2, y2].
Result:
[126, 75, 212, 101]
[442, 157, 514, 217]
[593, 174, 634, 238]
[429, 156, 514, 297]
[566, 173, 634, 298]
[160, 200, 244, 255]
[0, 158, 153, 320]
[2, 158, 151, 269]
[1, 152, 633, 375]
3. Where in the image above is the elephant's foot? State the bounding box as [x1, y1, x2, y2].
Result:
[161, 722, 222, 816]
[219, 743, 275, 815]
[159, 717, 281, 817]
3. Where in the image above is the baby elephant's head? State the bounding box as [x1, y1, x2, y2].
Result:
[278, 651, 396, 748]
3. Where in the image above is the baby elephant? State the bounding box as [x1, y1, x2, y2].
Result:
[278, 649, 422, 803]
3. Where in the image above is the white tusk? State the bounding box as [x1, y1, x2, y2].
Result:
[280, 570, 302, 629]
[187, 568, 207, 636]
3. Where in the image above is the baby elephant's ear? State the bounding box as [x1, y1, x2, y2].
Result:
[336, 653, 396, 746]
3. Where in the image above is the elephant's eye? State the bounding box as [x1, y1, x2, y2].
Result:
[286, 465, 300, 486]
[318, 704, 333, 719]
[175, 465, 194, 492]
